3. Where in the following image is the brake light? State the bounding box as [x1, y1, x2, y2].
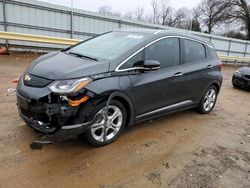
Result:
[216, 60, 223, 71]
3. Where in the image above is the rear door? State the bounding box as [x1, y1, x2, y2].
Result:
[181, 38, 211, 103]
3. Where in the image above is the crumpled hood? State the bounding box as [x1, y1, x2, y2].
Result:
[239, 66, 250, 75]
[27, 51, 110, 80]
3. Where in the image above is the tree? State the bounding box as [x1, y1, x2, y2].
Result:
[198, 0, 234, 33]
[151, 0, 160, 24]
[190, 8, 202, 32]
[150, 0, 191, 28]
[231, 0, 250, 39]
[169, 8, 190, 28]
[133, 7, 145, 21]
[124, 7, 146, 22]
[98, 5, 121, 17]
[223, 30, 247, 40]
[159, 0, 172, 25]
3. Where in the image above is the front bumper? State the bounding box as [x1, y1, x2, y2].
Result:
[17, 92, 79, 133]
[17, 93, 93, 147]
[30, 121, 93, 149]
[232, 73, 250, 88]
[16, 77, 95, 148]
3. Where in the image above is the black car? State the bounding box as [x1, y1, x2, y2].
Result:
[232, 66, 250, 89]
[17, 29, 223, 147]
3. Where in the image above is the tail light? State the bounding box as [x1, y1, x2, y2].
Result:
[216, 60, 223, 71]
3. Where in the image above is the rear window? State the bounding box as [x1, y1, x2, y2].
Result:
[145, 38, 180, 69]
[183, 39, 206, 63]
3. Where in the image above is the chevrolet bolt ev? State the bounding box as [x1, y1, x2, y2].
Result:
[17, 29, 223, 146]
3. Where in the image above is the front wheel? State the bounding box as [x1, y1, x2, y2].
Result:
[197, 86, 218, 114]
[85, 100, 127, 146]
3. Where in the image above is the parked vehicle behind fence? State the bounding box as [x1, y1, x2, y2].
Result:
[232, 66, 250, 89]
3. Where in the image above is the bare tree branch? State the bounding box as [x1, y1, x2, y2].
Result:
[198, 0, 234, 33]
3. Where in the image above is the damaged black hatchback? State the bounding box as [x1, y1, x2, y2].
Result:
[17, 29, 222, 147]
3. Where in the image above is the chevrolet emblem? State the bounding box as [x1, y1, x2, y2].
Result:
[24, 74, 31, 82]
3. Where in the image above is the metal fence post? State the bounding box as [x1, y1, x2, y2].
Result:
[209, 36, 212, 42]
[2, 0, 9, 51]
[228, 40, 232, 56]
[244, 42, 248, 57]
[119, 20, 121, 28]
[70, 0, 74, 39]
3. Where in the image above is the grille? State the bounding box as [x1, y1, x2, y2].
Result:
[23, 74, 53, 87]
[245, 74, 250, 79]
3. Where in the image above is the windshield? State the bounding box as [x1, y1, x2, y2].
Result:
[67, 32, 149, 61]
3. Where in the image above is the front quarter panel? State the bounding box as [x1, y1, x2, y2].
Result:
[85, 76, 135, 125]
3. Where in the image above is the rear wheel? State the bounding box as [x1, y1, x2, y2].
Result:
[197, 86, 218, 114]
[84, 100, 127, 146]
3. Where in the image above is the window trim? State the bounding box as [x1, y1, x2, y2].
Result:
[115, 36, 213, 72]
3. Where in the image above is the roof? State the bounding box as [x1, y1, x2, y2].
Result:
[115, 28, 213, 47]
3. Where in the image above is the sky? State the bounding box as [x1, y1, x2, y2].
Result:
[38, 0, 202, 15]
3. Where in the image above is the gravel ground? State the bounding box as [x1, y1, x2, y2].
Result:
[0, 53, 249, 188]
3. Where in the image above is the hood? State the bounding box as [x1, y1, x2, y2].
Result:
[27, 51, 110, 80]
[239, 66, 250, 75]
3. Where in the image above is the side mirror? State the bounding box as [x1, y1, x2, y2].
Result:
[143, 60, 160, 70]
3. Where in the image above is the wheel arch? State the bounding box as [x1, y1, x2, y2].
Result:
[95, 91, 135, 127]
[197, 81, 221, 105]
[209, 82, 221, 93]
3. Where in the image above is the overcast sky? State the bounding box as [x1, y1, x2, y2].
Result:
[38, 0, 202, 14]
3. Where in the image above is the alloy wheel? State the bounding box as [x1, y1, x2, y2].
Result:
[203, 88, 216, 111]
[90, 105, 123, 142]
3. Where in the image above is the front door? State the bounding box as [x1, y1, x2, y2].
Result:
[129, 37, 187, 117]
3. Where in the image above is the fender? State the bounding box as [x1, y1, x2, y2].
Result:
[198, 80, 222, 103]
[85, 76, 136, 126]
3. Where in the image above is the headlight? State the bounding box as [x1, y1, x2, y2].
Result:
[235, 69, 242, 74]
[49, 77, 92, 94]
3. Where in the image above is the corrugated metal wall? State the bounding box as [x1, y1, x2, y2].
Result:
[0, 0, 250, 56]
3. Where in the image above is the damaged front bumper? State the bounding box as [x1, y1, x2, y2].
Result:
[18, 96, 93, 149]
[29, 120, 93, 150]
[16, 77, 95, 149]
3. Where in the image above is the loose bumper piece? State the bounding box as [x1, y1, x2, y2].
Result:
[29, 114, 102, 149]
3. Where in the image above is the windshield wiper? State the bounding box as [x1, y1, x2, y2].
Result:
[67, 51, 98, 61]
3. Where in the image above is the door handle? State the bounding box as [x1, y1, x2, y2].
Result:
[174, 72, 184, 77]
[207, 65, 213, 69]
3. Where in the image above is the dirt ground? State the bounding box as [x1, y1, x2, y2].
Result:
[0, 53, 249, 188]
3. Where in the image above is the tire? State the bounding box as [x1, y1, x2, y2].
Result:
[76, 100, 127, 146]
[197, 86, 218, 114]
